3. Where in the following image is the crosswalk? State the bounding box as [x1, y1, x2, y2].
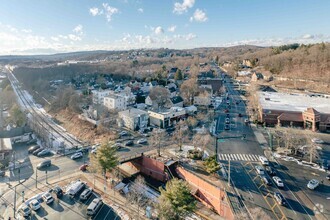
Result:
[218, 154, 260, 162]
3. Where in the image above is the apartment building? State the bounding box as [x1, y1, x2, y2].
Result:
[104, 94, 127, 111]
[118, 108, 149, 131]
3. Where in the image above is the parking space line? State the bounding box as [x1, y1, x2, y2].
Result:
[103, 208, 113, 220]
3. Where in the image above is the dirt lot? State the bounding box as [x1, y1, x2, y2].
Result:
[53, 109, 118, 144]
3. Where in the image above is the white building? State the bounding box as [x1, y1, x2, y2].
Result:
[118, 108, 149, 131]
[92, 89, 112, 104]
[104, 94, 127, 111]
[148, 107, 186, 128]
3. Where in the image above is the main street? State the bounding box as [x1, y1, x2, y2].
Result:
[213, 65, 314, 220]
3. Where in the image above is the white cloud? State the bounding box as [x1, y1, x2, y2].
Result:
[73, 25, 83, 35]
[154, 26, 164, 35]
[21, 29, 32, 33]
[302, 34, 314, 39]
[68, 34, 81, 41]
[185, 33, 196, 40]
[102, 3, 119, 22]
[138, 8, 144, 13]
[51, 36, 59, 41]
[89, 7, 101, 16]
[168, 25, 177, 32]
[190, 9, 208, 22]
[173, 0, 195, 14]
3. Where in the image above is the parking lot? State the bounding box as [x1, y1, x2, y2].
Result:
[19, 183, 120, 220]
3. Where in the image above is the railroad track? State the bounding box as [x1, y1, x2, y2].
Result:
[7, 70, 82, 148]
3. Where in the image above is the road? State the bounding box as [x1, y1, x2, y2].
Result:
[212, 64, 314, 219]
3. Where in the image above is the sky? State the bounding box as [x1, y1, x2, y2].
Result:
[0, 0, 330, 55]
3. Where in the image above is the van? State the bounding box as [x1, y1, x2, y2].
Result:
[37, 160, 51, 169]
[87, 198, 103, 216]
[66, 180, 86, 197]
[259, 156, 269, 166]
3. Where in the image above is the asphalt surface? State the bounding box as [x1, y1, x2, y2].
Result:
[213, 65, 315, 219]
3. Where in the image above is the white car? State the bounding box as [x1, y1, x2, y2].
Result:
[255, 165, 265, 175]
[71, 152, 83, 160]
[273, 176, 284, 188]
[311, 138, 324, 144]
[137, 138, 147, 144]
[29, 199, 41, 211]
[244, 118, 249, 123]
[307, 179, 319, 190]
[42, 192, 54, 204]
[17, 204, 31, 217]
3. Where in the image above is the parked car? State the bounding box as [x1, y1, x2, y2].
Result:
[37, 149, 51, 157]
[42, 192, 54, 204]
[17, 204, 31, 217]
[137, 138, 147, 144]
[87, 198, 103, 216]
[111, 143, 124, 150]
[274, 192, 286, 205]
[307, 179, 319, 190]
[120, 131, 128, 136]
[255, 165, 265, 175]
[52, 186, 63, 198]
[28, 145, 40, 154]
[225, 118, 230, 124]
[32, 148, 44, 156]
[224, 124, 230, 130]
[125, 140, 134, 146]
[311, 138, 324, 144]
[80, 188, 93, 201]
[71, 152, 83, 160]
[238, 113, 242, 117]
[29, 199, 41, 211]
[273, 176, 284, 188]
[244, 118, 249, 124]
[265, 166, 276, 176]
[37, 160, 51, 169]
[79, 164, 89, 171]
[261, 176, 272, 185]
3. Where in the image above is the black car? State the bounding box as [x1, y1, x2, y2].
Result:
[265, 166, 276, 176]
[52, 186, 63, 198]
[32, 148, 44, 156]
[125, 140, 134, 146]
[224, 124, 230, 130]
[28, 145, 40, 153]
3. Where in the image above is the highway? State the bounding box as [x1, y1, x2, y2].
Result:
[212, 64, 315, 220]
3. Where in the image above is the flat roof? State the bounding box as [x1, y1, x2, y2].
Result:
[258, 92, 330, 114]
[119, 108, 148, 117]
[0, 138, 12, 151]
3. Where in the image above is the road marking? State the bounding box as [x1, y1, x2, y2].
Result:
[103, 207, 114, 220]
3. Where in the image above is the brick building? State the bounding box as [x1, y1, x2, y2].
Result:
[258, 92, 330, 132]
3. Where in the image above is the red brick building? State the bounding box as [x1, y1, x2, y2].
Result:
[258, 92, 330, 132]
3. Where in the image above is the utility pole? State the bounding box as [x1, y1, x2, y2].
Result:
[228, 159, 231, 187]
[13, 185, 16, 219]
[35, 168, 38, 188]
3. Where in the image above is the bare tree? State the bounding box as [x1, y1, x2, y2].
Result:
[150, 128, 167, 156]
[172, 120, 189, 151]
[149, 86, 170, 110]
[127, 176, 150, 219]
[193, 132, 213, 153]
[180, 78, 199, 105]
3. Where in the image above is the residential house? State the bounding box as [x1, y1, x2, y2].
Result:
[148, 107, 187, 128]
[167, 87, 177, 98]
[197, 79, 223, 95]
[120, 86, 136, 105]
[104, 94, 127, 111]
[145, 95, 158, 109]
[0, 138, 12, 166]
[118, 108, 149, 131]
[92, 89, 112, 104]
[251, 72, 264, 82]
[166, 96, 184, 108]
